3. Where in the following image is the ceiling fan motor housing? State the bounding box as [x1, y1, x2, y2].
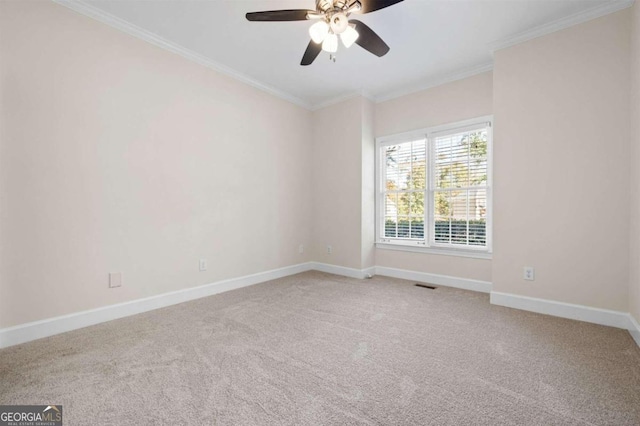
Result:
[317, 0, 351, 13]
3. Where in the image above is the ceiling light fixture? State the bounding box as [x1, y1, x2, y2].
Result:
[329, 13, 349, 34]
[322, 33, 338, 53]
[246, 0, 402, 65]
[340, 24, 359, 48]
[315, 12, 358, 54]
[309, 20, 329, 43]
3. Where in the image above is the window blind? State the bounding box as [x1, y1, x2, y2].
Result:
[431, 128, 488, 247]
[376, 117, 492, 254]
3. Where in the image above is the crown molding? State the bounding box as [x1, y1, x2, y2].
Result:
[52, 0, 313, 110]
[489, 0, 635, 53]
[52, 0, 635, 111]
[310, 89, 376, 111]
[373, 62, 494, 104]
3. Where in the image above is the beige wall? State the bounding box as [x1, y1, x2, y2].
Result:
[0, 1, 312, 328]
[374, 72, 494, 282]
[493, 11, 631, 311]
[374, 72, 494, 136]
[311, 96, 371, 270]
[0, 3, 4, 328]
[2, 1, 638, 333]
[361, 98, 376, 270]
[630, 3, 640, 323]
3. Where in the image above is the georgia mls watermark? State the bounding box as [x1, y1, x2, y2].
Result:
[0, 406, 62, 426]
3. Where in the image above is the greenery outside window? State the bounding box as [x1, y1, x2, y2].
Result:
[376, 117, 492, 257]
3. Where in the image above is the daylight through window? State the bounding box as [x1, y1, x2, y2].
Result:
[377, 118, 492, 255]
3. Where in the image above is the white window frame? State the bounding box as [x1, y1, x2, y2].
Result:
[375, 116, 493, 259]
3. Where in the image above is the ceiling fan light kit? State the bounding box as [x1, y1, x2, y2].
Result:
[329, 12, 349, 34]
[322, 33, 339, 53]
[341, 25, 359, 48]
[310, 18, 359, 52]
[309, 21, 329, 43]
[246, 0, 403, 65]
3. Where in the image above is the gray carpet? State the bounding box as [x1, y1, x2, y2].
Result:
[1, 271, 639, 425]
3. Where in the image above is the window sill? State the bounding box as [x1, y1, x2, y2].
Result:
[375, 242, 492, 259]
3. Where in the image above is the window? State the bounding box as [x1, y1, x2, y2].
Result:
[376, 117, 492, 257]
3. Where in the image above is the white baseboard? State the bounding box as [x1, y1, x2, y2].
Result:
[0, 262, 313, 349]
[490, 291, 634, 331]
[309, 262, 375, 280]
[375, 266, 492, 293]
[5, 261, 637, 350]
[0, 262, 376, 349]
[630, 314, 640, 348]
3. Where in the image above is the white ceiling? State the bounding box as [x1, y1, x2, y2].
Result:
[64, 0, 628, 109]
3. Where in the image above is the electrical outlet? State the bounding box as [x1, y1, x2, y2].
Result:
[327, 245, 332, 254]
[109, 272, 122, 288]
[523, 266, 535, 281]
[199, 259, 207, 272]
[299, 244, 304, 254]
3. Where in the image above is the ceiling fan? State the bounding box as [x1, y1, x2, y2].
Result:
[246, 0, 404, 65]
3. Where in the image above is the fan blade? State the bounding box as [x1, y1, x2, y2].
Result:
[350, 20, 390, 57]
[246, 10, 314, 22]
[357, 0, 404, 14]
[301, 40, 322, 66]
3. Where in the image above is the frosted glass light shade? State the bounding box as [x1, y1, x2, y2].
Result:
[309, 21, 329, 44]
[322, 33, 338, 53]
[341, 25, 359, 48]
[330, 13, 349, 34]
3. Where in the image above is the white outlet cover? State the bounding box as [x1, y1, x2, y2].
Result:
[199, 259, 207, 271]
[109, 272, 122, 288]
[523, 267, 535, 281]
